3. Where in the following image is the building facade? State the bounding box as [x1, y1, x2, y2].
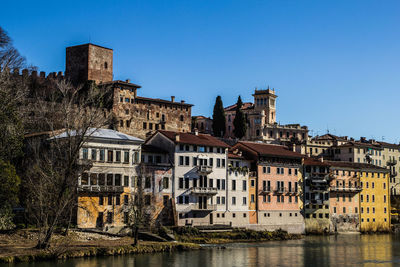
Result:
[232, 141, 305, 233]
[224, 89, 308, 145]
[74, 128, 144, 230]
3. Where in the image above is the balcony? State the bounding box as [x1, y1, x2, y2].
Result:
[329, 186, 362, 193]
[259, 187, 272, 194]
[77, 185, 124, 193]
[197, 166, 213, 174]
[190, 187, 218, 195]
[387, 159, 398, 166]
[391, 171, 398, 178]
[274, 187, 286, 194]
[286, 189, 299, 195]
[189, 203, 217, 211]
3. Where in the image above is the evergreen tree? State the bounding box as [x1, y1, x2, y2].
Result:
[233, 95, 247, 139]
[212, 96, 226, 137]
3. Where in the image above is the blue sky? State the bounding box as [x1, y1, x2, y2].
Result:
[2, 0, 400, 142]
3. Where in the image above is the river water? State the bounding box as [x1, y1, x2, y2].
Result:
[5, 234, 400, 267]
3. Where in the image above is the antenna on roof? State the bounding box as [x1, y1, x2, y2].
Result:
[267, 85, 270, 89]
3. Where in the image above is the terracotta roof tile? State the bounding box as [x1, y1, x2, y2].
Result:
[238, 141, 303, 159]
[158, 130, 230, 148]
[325, 160, 388, 171]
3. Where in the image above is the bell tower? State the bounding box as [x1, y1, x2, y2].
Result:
[252, 88, 277, 124]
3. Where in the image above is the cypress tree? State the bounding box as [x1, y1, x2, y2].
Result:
[233, 95, 247, 139]
[212, 96, 226, 137]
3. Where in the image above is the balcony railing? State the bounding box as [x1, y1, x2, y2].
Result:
[189, 204, 217, 211]
[391, 171, 398, 178]
[329, 186, 362, 192]
[197, 166, 213, 174]
[274, 187, 286, 194]
[190, 187, 218, 195]
[77, 185, 124, 193]
[387, 159, 398, 166]
[259, 187, 272, 194]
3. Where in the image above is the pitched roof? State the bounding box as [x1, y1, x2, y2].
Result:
[228, 152, 245, 159]
[303, 157, 330, 166]
[158, 130, 230, 148]
[337, 141, 382, 149]
[378, 141, 400, 149]
[135, 96, 193, 107]
[312, 134, 347, 141]
[325, 160, 388, 171]
[52, 128, 144, 143]
[224, 102, 253, 112]
[238, 141, 303, 159]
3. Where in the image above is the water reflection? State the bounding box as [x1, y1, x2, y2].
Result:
[5, 235, 400, 267]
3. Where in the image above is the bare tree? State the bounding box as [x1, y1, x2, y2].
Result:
[0, 26, 26, 70]
[22, 79, 112, 249]
[125, 164, 155, 246]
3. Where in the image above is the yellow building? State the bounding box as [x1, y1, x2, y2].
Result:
[359, 165, 390, 232]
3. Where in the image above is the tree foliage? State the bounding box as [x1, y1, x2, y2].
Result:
[212, 95, 226, 137]
[233, 96, 247, 139]
[0, 26, 26, 70]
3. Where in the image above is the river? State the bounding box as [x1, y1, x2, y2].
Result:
[4, 234, 400, 267]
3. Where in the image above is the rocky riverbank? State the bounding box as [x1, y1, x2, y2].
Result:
[0, 230, 200, 264]
[173, 227, 302, 244]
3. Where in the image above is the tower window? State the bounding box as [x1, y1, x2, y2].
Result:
[104, 62, 108, 69]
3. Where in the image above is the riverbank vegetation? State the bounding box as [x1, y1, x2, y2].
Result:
[173, 227, 302, 244]
[0, 229, 200, 263]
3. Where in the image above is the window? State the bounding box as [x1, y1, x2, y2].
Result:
[221, 197, 226, 204]
[232, 197, 236, 205]
[124, 195, 129, 205]
[179, 178, 184, 189]
[100, 149, 105, 161]
[115, 174, 121, 186]
[107, 150, 113, 162]
[115, 151, 121, 162]
[99, 195, 104, 205]
[81, 173, 89, 185]
[124, 151, 129, 163]
[179, 156, 184, 166]
[250, 194, 255, 203]
[124, 176, 129, 187]
[116, 195, 120, 206]
[251, 179, 255, 187]
[243, 180, 247, 191]
[232, 180, 236, 191]
[82, 148, 88, 160]
[217, 159, 221, 167]
[185, 156, 190, 166]
[108, 195, 113, 205]
[91, 149, 97, 161]
[106, 174, 113, 186]
[163, 177, 169, 189]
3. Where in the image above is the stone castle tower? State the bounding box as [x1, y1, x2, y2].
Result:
[252, 88, 277, 125]
[65, 43, 113, 85]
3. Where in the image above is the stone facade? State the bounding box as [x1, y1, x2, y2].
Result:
[66, 43, 113, 85]
[224, 89, 308, 145]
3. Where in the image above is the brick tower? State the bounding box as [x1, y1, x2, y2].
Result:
[65, 43, 113, 85]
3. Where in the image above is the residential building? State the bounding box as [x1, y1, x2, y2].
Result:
[74, 128, 144, 230]
[331, 140, 383, 167]
[141, 144, 175, 226]
[232, 141, 304, 233]
[224, 89, 308, 144]
[379, 142, 400, 195]
[305, 134, 349, 158]
[227, 149, 251, 226]
[192, 115, 213, 135]
[327, 161, 362, 232]
[359, 165, 391, 232]
[145, 130, 230, 226]
[303, 158, 332, 234]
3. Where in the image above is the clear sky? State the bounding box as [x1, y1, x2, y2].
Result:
[1, 0, 400, 142]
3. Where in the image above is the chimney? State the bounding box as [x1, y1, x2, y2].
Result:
[126, 79, 130, 83]
[171, 96, 175, 102]
[181, 100, 185, 104]
[175, 133, 180, 142]
[194, 128, 199, 136]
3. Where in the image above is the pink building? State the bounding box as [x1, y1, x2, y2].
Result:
[232, 141, 305, 233]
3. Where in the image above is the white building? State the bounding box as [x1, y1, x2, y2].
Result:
[146, 130, 230, 226]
